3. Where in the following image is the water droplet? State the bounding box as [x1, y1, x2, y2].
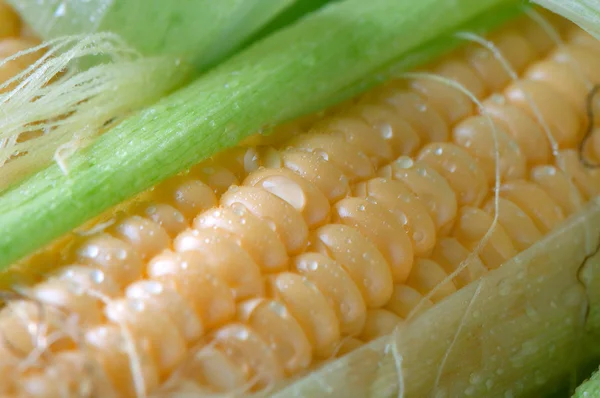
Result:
[261, 176, 306, 210]
[146, 206, 157, 215]
[508, 141, 520, 152]
[128, 299, 145, 312]
[380, 124, 393, 139]
[144, 281, 164, 294]
[357, 204, 366, 211]
[235, 328, 250, 341]
[525, 305, 540, 321]
[412, 231, 424, 242]
[469, 373, 482, 385]
[395, 211, 408, 225]
[231, 202, 247, 216]
[432, 388, 448, 398]
[395, 156, 414, 169]
[340, 303, 351, 317]
[490, 93, 505, 105]
[269, 302, 287, 318]
[519, 340, 539, 356]
[434, 146, 443, 155]
[315, 149, 329, 161]
[90, 269, 105, 284]
[464, 386, 476, 396]
[84, 245, 100, 259]
[54, 2, 66, 17]
[541, 166, 556, 176]
[264, 218, 277, 231]
[562, 285, 584, 307]
[498, 279, 512, 296]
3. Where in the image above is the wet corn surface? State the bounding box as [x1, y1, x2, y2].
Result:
[0, 5, 599, 398]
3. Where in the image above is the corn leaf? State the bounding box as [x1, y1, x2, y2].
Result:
[7, 0, 297, 71]
[525, 0, 600, 393]
[574, 365, 600, 397]
[531, 0, 600, 40]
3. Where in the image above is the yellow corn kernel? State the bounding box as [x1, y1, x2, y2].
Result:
[0, 1, 20, 40]
[1, 8, 598, 398]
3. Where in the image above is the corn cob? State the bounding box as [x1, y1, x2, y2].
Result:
[1, 3, 600, 398]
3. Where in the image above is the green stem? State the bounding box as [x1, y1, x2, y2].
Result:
[0, 0, 518, 268]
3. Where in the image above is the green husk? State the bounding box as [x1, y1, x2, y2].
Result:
[241, 0, 343, 45]
[0, 0, 520, 269]
[574, 367, 600, 398]
[7, 0, 296, 71]
[531, 0, 600, 40]
[528, 1, 600, 396]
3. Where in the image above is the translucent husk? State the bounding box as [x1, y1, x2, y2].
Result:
[531, 0, 600, 41]
[527, 1, 600, 395]
[242, 199, 600, 397]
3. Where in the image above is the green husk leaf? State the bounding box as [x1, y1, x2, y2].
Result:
[242, 0, 343, 45]
[573, 365, 600, 398]
[0, 0, 519, 268]
[531, 0, 600, 40]
[526, 0, 600, 394]
[7, 0, 297, 71]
